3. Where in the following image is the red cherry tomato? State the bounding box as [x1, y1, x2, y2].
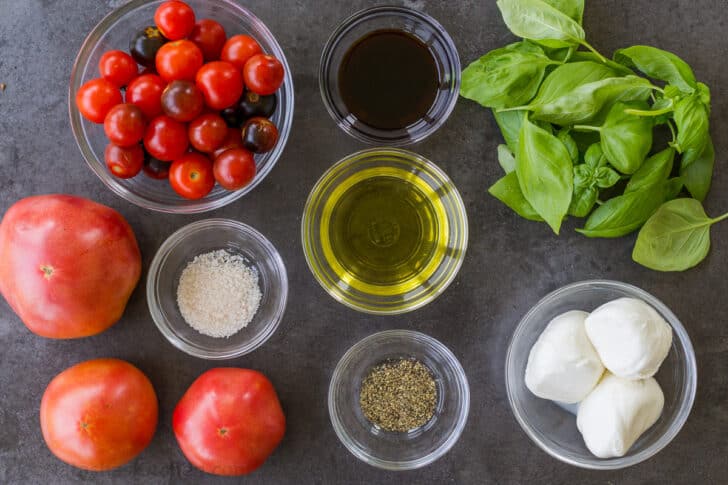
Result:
[98, 50, 138, 87]
[105, 143, 144, 179]
[169, 153, 215, 199]
[143, 156, 171, 180]
[195, 61, 243, 110]
[75, 78, 122, 124]
[213, 148, 256, 191]
[188, 113, 228, 153]
[143, 115, 188, 161]
[156, 40, 203, 82]
[161, 80, 204, 122]
[126, 74, 167, 118]
[103, 104, 146, 147]
[221, 35, 261, 72]
[172, 368, 285, 476]
[189, 19, 227, 62]
[243, 54, 284, 95]
[154, 1, 195, 41]
[212, 127, 245, 159]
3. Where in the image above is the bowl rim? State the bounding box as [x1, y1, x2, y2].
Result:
[68, 0, 295, 214]
[146, 218, 288, 360]
[504, 279, 698, 470]
[318, 5, 461, 146]
[300, 147, 469, 315]
[328, 329, 470, 470]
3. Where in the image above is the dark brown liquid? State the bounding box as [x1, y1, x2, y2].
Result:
[338, 29, 439, 131]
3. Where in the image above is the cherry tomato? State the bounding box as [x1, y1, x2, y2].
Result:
[143, 115, 188, 161]
[188, 113, 228, 153]
[242, 117, 278, 153]
[105, 143, 144, 179]
[99, 50, 138, 87]
[143, 155, 171, 180]
[212, 127, 245, 159]
[130, 26, 168, 67]
[75, 78, 122, 124]
[220, 34, 262, 73]
[243, 54, 284, 95]
[126, 74, 167, 118]
[214, 148, 256, 191]
[161, 80, 204, 122]
[156, 40, 203, 82]
[189, 19, 226, 62]
[154, 1, 195, 41]
[195, 61, 243, 110]
[238, 91, 277, 120]
[169, 153, 215, 199]
[172, 368, 285, 476]
[104, 104, 146, 147]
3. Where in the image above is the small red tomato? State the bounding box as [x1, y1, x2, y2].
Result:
[99, 50, 138, 87]
[189, 19, 226, 62]
[195, 61, 243, 110]
[214, 148, 256, 191]
[154, 0, 195, 41]
[126, 74, 167, 118]
[243, 54, 284, 95]
[212, 127, 245, 159]
[105, 143, 144, 179]
[220, 34, 262, 73]
[172, 368, 285, 476]
[156, 40, 203, 82]
[169, 153, 215, 199]
[144, 115, 188, 161]
[104, 104, 146, 147]
[188, 113, 228, 152]
[75, 78, 122, 124]
[143, 156, 171, 180]
[241, 117, 278, 153]
[161, 80, 204, 122]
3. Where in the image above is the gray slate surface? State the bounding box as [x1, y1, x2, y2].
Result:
[0, 0, 726, 483]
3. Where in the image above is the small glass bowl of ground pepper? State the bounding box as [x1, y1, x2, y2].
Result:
[328, 330, 470, 470]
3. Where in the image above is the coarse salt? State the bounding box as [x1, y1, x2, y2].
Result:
[176, 249, 261, 338]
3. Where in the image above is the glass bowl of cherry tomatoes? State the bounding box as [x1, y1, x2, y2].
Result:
[70, 0, 294, 213]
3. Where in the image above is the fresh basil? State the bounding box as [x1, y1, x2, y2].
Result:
[557, 129, 579, 162]
[680, 137, 714, 202]
[625, 148, 675, 193]
[568, 144, 619, 217]
[633, 198, 728, 271]
[489, 171, 544, 221]
[543, 0, 584, 24]
[528, 62, 617, 108]
[497, 144, 517, 173]
[496, 0, 586, 49]
[493, 110, 526, 153]
[613, 45, 697, 93]
[569, 184, 598, 218]
[569, 51, 635, 76]
[674, 93, 710, 154]
[516, 117, 574, 234]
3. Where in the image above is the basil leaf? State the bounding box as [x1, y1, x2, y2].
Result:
[542, 0, 584, 24]
[531, 62, 617, 107]
[461, 42, 555, 109]
[613, 45, 697, 93]
[569, 51, 636, 76]
[496, 0, 585, 48]
[595, 166, 620, 188]
[674, 93, 710, 154]
[493, 110, 526, 153]
[625, 148, 675, 193]
[516, 117, 574, 234]
[598, 101, 654, 174]
[680, 137, 714, 202]
[632, 198, 717, 271]
[497, 144, 517, 173]
[584, 143, 606, 168]
[489, 171, 544, 221]
[530, 76, 653, 125]
[577, 182, 668, 238]
[569, 184, 598, 217]
[557, 129, 579, 162]
[697, 82, 711, 108]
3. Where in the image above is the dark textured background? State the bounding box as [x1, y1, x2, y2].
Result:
[1, 0, 726, 483]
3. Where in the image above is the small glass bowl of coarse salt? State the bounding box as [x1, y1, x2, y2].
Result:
[147, 219, 288, 359]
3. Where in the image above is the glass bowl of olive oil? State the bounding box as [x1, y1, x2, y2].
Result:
[301, 148, 468, 314]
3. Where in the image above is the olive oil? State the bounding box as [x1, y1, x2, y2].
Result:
[320, 167, 448, 295]
[338, 29, 439, 130]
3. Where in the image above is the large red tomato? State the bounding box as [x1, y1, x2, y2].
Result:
[0, 195, 141, 338]
[173, 368, 286, 476]
[40, 358, 158, 471]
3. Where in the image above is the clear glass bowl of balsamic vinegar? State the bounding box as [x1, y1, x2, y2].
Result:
[319, 6, 461, 146]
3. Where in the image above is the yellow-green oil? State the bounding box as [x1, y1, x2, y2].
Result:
[320, 167, 449, 295]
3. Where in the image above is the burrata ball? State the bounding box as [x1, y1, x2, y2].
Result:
[525, 310, 605, 403]
[585, 298, 672, 380]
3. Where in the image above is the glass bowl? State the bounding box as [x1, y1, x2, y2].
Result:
[69, 0, 294, 214]
[301, 148, 468, 315]
[147, 219, 287, 359]
[505, 280, 697, 470]
[329, 330, 470, 470]
[319, 6, 460, 146]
